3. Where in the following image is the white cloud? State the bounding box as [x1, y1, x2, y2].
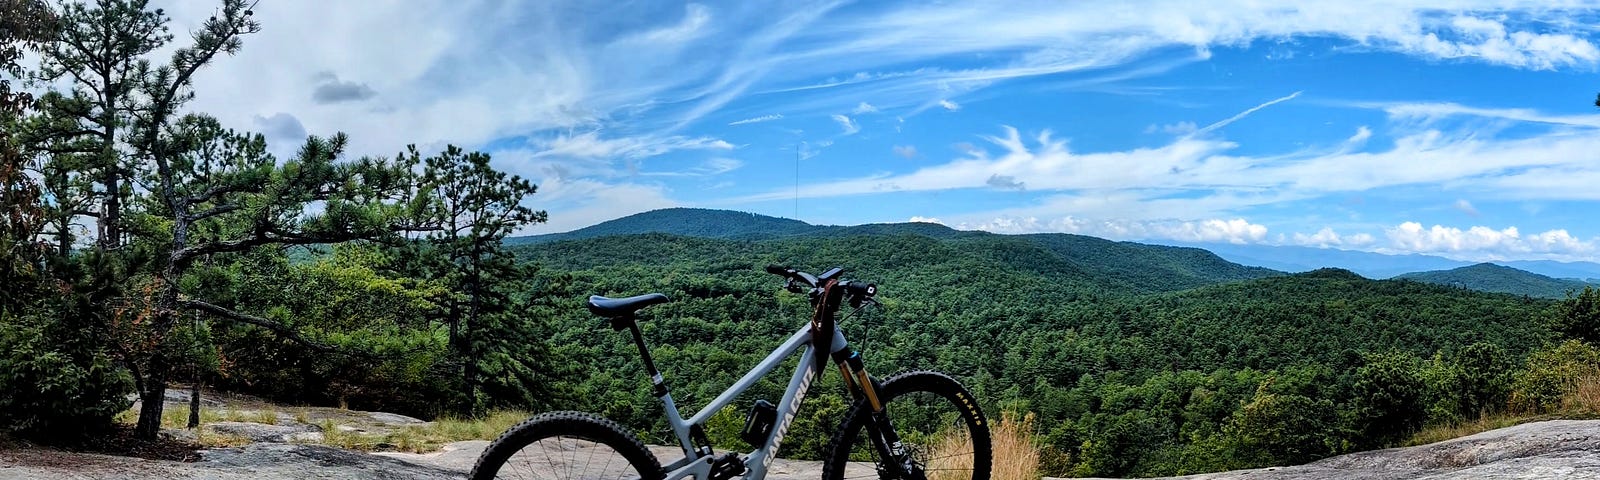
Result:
[524, 177, 679, 234]
[909, 216, 944, 224]
[938, 99, 961, 111]
[892, 145, 918, 159]
[965, 216, 1268, 244]
[1293, 227, 1345, 247]
[1288, 227, 1377, 248]
[853, 102, 879, 114]
[1454, 199, 1480, 216]
[1405, 15, 1600, 70]
[1383, 221, 1599, 260]
[831, 114, 860, 135]
[729, 113, 784, 125]
[1344, 126, 1373, 148]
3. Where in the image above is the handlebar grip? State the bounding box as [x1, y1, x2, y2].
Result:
[766, 264, 790, 275]
[842, 280, 876, 296]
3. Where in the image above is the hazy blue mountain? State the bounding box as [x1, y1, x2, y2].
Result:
[1163, 242, 1600, 281]
[1395, 263, 1597, 299]
[1153, 242, 1469, 278]
[1498, 260, 1600, 282]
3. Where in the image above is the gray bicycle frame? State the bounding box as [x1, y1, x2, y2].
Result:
[656, 322, 850, 480]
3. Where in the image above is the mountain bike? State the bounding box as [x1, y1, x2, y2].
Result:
[469, 265, 991, 480]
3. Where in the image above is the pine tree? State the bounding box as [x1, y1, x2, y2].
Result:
[402, 145, 553, 416]
[32, 0, 172, 250]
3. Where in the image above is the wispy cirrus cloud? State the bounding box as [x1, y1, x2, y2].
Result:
[729, 95, 1600, 242]
[155, 1, 1600, 239]
[1365, 101, 1600, 128]
[728, 113, 784, 125]
[529, 131, 734, 161]
[1190, 91, 1301, 136]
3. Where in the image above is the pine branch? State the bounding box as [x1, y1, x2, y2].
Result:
[183, 202, 240, 222]
[179, 298, 431, 361]
[179, 298, 333, 352]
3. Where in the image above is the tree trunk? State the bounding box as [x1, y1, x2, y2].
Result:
[187, 380, 201, 429]
[465, 256, 481, 417]
[134, 354, 169, 439]
[97, 120, 119, 249]
[100, 170, 118, 248]
[139, 213, 188, 439]
[54, 216, 69, 256]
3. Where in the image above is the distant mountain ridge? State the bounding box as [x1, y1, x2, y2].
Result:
[1160, 241, 1600, 281]
[507, 208, 820, 244]
[509, 208, 1280, 295]
[1396, 263, 1597, 299]
[507, 208, 1600, 289]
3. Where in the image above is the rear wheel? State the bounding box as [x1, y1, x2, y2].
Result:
[470, 411, 663, 480]
[821, 370, 992, 480]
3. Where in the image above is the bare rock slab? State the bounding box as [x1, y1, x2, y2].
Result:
[1063, 419, 1600, 480]
[207, 421, 322, 443]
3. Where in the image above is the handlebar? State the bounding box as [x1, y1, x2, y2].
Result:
[765, 264, 876, 298]
[767, 264, 877, 369]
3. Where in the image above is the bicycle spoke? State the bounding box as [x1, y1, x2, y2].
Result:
[486, 435, 644, 480]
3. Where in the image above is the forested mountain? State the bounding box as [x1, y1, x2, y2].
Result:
[512, 231, 1557, 477]
[508, 208, 819, 244]
[1397, 263, 1597, 299]
[513, 208, 1281, 293]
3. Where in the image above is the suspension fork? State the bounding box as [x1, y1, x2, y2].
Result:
[832, 349, 921, 478]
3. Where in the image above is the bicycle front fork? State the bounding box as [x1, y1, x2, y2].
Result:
[833, 349, 923, 479]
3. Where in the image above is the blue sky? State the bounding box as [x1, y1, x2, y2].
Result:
[160, 1, 1600, 262]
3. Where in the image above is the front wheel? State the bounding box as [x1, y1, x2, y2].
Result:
[821, 370, 992, 480]
[470, 411, 664, 480]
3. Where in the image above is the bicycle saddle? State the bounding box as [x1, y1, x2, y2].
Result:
[587, 293, 669, 318]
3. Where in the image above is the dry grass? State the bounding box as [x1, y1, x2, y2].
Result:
[120, 398, 535, 454]
[1406, 375, 1600, 447]
[926, 426, 974, 480]
[1403, 413, 1547, 447]
[991, 411, 1042, 480]
[1561, 374, 1600, 415]
[926, 410, 1040, 480]
[309, 410, 533, 453]
[194, 429, 254, 448]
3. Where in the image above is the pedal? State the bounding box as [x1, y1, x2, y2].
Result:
[708, 452, 746, 480]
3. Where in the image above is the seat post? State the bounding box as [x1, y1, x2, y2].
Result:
[616, 315, 665, 393]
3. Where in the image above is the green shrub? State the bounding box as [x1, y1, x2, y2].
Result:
[1348, 351, 1426, 447]
[0, 311, 133, 441]
[1510, 340, 1600, 413]
[1223, 387, 1337, 467]
[1553, 287, 1600, 344]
